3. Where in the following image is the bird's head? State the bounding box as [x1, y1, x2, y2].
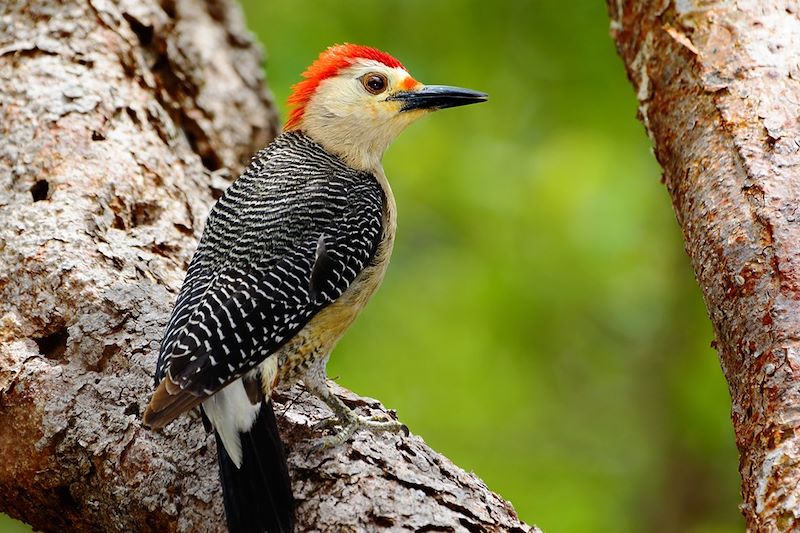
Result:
[285, 44, 487, 171]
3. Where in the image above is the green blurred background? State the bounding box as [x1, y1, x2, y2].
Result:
[1, 1, 743, 532]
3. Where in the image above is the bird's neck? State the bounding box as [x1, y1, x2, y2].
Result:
[294, 123, 388, 173]
[292, 106, 415, 174]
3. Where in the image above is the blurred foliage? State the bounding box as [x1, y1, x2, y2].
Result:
[0, 518, 30, 533]
[0, 1, 743, 532]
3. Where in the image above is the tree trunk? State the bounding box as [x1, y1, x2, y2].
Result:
[0, 0, 535, 531]
[608, 1, 800, 530]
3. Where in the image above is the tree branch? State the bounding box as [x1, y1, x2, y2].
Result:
[0, 0, 534, 531]
[608, 1, 800, 529]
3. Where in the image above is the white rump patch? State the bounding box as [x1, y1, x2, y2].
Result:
[202, 379, 261, 468]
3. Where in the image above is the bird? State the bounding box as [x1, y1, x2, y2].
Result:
[142, 43, 487, 532]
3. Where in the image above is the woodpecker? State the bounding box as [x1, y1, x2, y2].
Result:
[142, 44, 487, 532]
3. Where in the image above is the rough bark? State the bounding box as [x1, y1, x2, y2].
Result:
[0, 0, 534, 531]
[608, 1, 800, 530]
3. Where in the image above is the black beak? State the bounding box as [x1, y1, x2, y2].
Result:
[389, 85, 488, 112]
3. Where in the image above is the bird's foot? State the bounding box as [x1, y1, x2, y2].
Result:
[302, 373, 408, 451]
[311, 411, 407, 451]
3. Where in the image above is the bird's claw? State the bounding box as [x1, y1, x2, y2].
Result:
[311, 416, 339, 432]
[358, 415, 407, 434]
[309, 413, 407, 452]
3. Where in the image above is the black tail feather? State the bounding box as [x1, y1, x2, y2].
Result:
[212, 400, 294, 533]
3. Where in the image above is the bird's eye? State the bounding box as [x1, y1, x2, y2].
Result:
[362, 73, 388, 95]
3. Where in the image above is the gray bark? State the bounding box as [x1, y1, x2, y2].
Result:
[0, 0, 534, 531]
[608, 0, 800, 530]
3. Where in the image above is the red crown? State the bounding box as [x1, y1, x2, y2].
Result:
[285, 44, 405, 130]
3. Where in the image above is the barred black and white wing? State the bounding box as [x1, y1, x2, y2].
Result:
[143, 132, 384, 427]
